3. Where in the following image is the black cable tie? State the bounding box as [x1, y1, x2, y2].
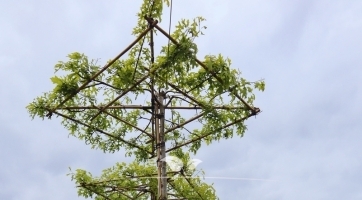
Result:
[252, 107, 260, 115]
[151, 97, 155, 111]
[46, 112, 53, 119]
[156, 142, 165, 148]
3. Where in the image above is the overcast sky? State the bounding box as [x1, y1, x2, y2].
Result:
[1, 0, 362, 199]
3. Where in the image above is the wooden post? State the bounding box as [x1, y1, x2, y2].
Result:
[156, 91, 167, 199]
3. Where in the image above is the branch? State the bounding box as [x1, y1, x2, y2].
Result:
[83, 82, 102, 89]
[139, 65, 206, 108]
[168, 181, 189, 200]
[90, 73, 151, 121]
[180, 172, 204, 200]
[101, 108, 153, 138]
[166, 110, 259, 153]
[79, 180, 151, 199]
[185, 75, 211, 94]
[168, 96, 197, 107]
[164, 118, 193, 135]
[80, 184, 111, 200]
[49, 109, 152, 155]
[164, 112, 204, 134]
[93, 79, 122, 91]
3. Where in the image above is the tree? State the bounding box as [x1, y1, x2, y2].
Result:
[27, 0, 265, 199]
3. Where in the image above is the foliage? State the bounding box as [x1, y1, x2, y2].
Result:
[26, 0, 265, 199]
[68, 153, 217, 199]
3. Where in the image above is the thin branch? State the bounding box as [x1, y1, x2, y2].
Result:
[163, 78, 205, 108]
[185, 76, 211, 94]
[93, 80, 122, 91]
[164, 118, 193, 135]
[80, 184, 111, 200]
[101, 108, 153, 138]
[180, 172, 204, 200]
[90, 72, 153, 121]
[141, 117, 152, 138]
[165, 96, 174, 107]
[143, 65, 206, 107]
[169, 96, 197, 107]
[132, 35, 146, 82]
[83, 82, 102, 89]
[168, 182, 188, 200]
[166, 111, 259, 153]
[49, 109, 152, 155]
[164, 112, 204, 134]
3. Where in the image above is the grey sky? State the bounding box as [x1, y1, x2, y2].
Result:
[1, 0, 362, 199]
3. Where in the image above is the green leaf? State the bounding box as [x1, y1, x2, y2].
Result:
[50, 76, 62, 85]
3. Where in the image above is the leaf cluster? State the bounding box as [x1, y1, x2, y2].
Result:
[69, 157, 217, 200]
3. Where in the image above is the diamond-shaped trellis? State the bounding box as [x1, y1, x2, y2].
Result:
[36, 17, 261, 199]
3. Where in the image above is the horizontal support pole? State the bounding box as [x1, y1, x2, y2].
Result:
[166, 110, 260, 153]
[54, 106, 249, 110]
[46, 109, 152, 154]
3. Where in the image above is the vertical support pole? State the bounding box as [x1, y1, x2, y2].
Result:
[155, 92, 161, 198]
[151, 192, 156, 200]
[147, 16, 167, 200]
[156, 91, 167, 200]
[159, 91, 167, 199]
